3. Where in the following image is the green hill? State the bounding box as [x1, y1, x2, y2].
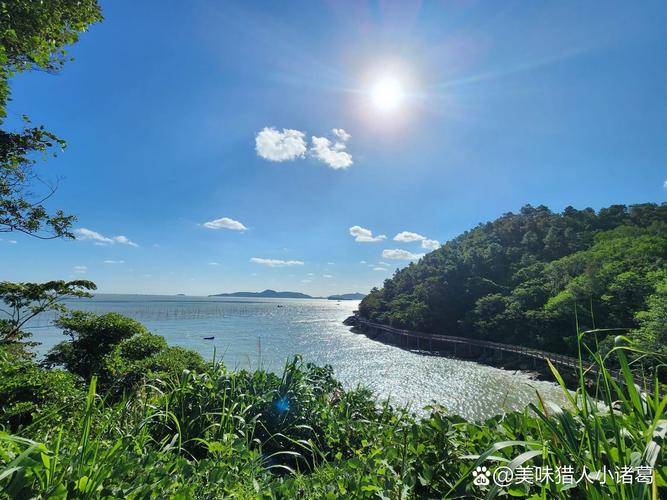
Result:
[359, 203, 667, 356]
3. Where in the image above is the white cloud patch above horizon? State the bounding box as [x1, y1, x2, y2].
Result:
[73, 265, 87, 274]
[664, 180, 667, 188]
[255, 127, 307, 162]
[373, 267, 388, 271]
[250, 257, 304, 267]
[203, 217, 247, 231]
[103, 260, 125, 264]
[208, 262, 221, 266]
[310, 129, 353, 169]
[394, 231, 440, 251]
[75, 228, 138, 247]
[421, 238, 440, 251]
[349, 225, 386, 242]
[382, 249, 425, 261]
[393, 231, 426, 242]
[323, 274, 333, 278]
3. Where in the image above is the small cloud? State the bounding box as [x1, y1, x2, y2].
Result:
[256, 127, 307, 162]
[75, 228, 138, 247]
[323, 274, 333, 278]
[382, 249, 425, 261]
[301, 279, 312, 283]
[250, 257, 304, 267]
[327, 262, 335, 265]
[307, 272, 315, 276]
[421, 239, 440, 251]
[359, 260, 367, 264]
[350, 225, 386, 243]
[73, 265, 87, 274]
[311, 130, 353, 169]
[103, 260, 125, 264]
[75, 228, 112, 244]
[112, 235, 138, 247]
[6, 239, 17, 244]
[664, 180, 667, 188]
[394, 231, 426, 242]
[332, 128, 351, 142]
[373, 267, 388, 271]
[203, 217, 247, 231]
[208, 262, 221, 266]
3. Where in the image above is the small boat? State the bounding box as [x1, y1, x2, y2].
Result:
[203, 336, 215, 340]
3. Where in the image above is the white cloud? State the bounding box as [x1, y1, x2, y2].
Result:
[6, 239, 17, 244]
[382, 249, 425, 261]
[323, 274, 333, 279]
[359, 260, 367, 264]
[327, 262, 335, 265]
[255, 127, 307, 162]
[112, 235, 139, 247]
[421, 239, 440, 251]
[208, 262, 221, 266]
[307, 272, 315, 276]
[256, 127, 354, 170]
[332, 128, 351, 142]
[664, 180, 667, 188]
[75, 228, 113, 244]
[203, 217, 247, 231]
[75, 228, 138, 247]
[379, 261, 389, 266]
[349, 225, 386, 243]
[394, 231, 426, 242]
[373, 267, 388, 271]
[103, 260, 125, 264]
[73, 265, 87, 274]
[250, 257, 304, 267]
[311, 129, 353, 169]
[301, 279, 312, 283]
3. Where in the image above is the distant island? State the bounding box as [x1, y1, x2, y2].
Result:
[209, 289, 366, 300]
[327, 293, 366, 300]
[210, 289, 314, 299]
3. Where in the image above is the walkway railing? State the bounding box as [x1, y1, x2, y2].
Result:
[351, 316, 626, 381]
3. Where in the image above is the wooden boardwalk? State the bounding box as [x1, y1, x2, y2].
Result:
[351, 315, 622, 382]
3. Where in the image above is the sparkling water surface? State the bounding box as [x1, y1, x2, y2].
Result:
[27, 294, 568, 420]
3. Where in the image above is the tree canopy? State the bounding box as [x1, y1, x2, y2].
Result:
[0, 0, 102, 238]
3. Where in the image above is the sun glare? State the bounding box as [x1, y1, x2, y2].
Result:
[370, 77, 404, 112]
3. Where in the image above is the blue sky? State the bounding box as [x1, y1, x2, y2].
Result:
[2, 0, 666, 296]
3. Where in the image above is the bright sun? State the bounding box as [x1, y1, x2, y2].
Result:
[370, 77, 404, 112]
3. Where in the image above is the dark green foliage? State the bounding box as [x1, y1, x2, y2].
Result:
[104, 334, 206, 395]
[359, 203, 667, 361]
[0, 347, 82, 430]
[0, 280, 96, 354]
[0, 0, 102, 238]
[43, 311, 207, 395]
[43, 311, 147, 380]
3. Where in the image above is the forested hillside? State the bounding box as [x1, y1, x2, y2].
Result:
[359, 203, 667, 356]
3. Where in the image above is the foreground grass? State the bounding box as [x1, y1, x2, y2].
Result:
[1, 335, 665, 499]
